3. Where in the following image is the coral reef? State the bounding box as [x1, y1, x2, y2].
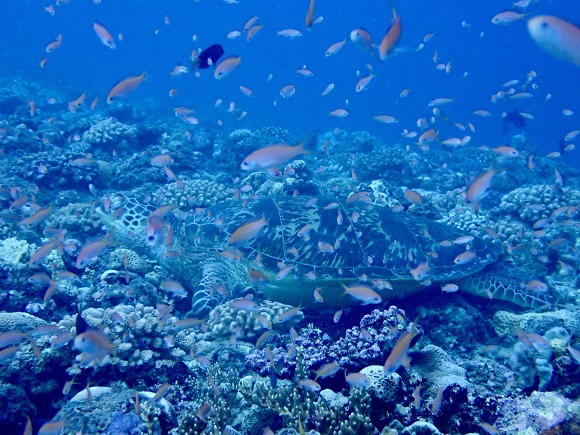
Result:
[493, 309, 580, 337]
[81, 117, 138, 147]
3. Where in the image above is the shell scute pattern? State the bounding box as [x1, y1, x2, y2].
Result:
[186, 196, 501, 284]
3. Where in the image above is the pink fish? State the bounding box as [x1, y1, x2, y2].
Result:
[107, 73, 147, 103]
[465, 167, 496, 209]
[528, 16, 580, 66]
[214, 56, 242, 80]
[241, 139, 312, 171]
[379, 6, 402, 60]
[74, 330, 116, 365]
[229, 214, 268, 246]
[93, 21, 116, 49]
[384, 320, 420, 375]
[76, 232, 115, 268]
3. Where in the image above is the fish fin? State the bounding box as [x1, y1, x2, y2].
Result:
[296, 131, 319, 154]
[402, 355, 411, 369]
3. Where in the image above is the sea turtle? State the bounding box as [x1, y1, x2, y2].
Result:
[96, 194, 553, 315]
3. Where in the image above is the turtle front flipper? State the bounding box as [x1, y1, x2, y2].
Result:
[459, 263, 554, 309]
[191, 258, 249, 317]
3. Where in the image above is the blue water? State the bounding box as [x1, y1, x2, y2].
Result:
[2, 0, 579, 165]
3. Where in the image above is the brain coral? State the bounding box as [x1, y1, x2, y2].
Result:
[493, 309, 580, 337]
[0, 312, 46, 333]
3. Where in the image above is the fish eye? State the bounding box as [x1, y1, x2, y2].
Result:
[541, 21, 548, 28]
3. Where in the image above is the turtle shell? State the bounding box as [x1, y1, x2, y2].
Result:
[185, 196, 500, 306]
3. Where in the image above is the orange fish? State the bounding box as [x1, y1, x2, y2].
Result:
[325, 40, 347, 57]
[244, 16, 260, 32]
[465, 167, 496, 209]
[306, 0, 315, 28]
[404, 189, 423, 207]
[46, 34, 62, 53]
[214, 56, 242, 79]
[241, 138, 312, 171]
[350, 28, 373, 53]
[107, 72, 147, 103]
[74, 330, 116, 365]
[379, 6, 402, 60]
[76, 232, 115, 268]
[93, 21, 116, 49]
[384, 319, 420, 375]
[229, 214, 268, 246]
[246, 25, 263, 42]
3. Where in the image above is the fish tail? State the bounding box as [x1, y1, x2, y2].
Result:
[297, 132, 319, 154]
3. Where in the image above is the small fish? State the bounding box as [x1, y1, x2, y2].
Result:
[465, 167, 496, 209]
[244, 16, 259, 32]
[28, 239, 60, 268]
[441, 283, 459, 292]
[524, 279, 548, 293]
[93, 21, 116, 48]
[321, 83, 335, 96]
[492, 146, 519, 157]
[350, 28, 373, 53]
[229, 214, 268, 246]
[170, 64, 188, 78]
[305, 0, 315, 28]
[229, 298, 260, 312]
[276, 305, 302, 323]
[277, 29, 302, 38]
[214, 56, 242, 79]
[428, 97, 453, 107]
[76, 232, 115, 268]
[160, 280, 188, 298]
[492, 11, 528, 25]
[404, 189, 423, 207]
[345, 372, 371, 387]
[326, 40, 347, 57]
[373, 115, 398, 124]
[152, 383, 170, 402]
[298, 379, 321, 392]
[384, 320, 420, 375]
[477, 422, 500, 435]
[431, 388, 443, 415]
[280, 85, 296, 98]
[341, 284, 382, 305]
[246, 25, 263, 42]
[241, 138, 312, 171]
[454, 251, 476, 265]
[314, 361, 340, 380]
[239, 85, 254, 97]
[355, 73, 376, 92]
[379, 6, 402, 60]
[46, 34, 62, 53]
[568, 345, 580, 364]
[329, 108, 348, 118]
[107, 73, 147, 103]
[411, 262, 430, 281]
[74, 330, 116, 364]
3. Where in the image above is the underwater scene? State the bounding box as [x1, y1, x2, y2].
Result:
[1, 0, 580, 434]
